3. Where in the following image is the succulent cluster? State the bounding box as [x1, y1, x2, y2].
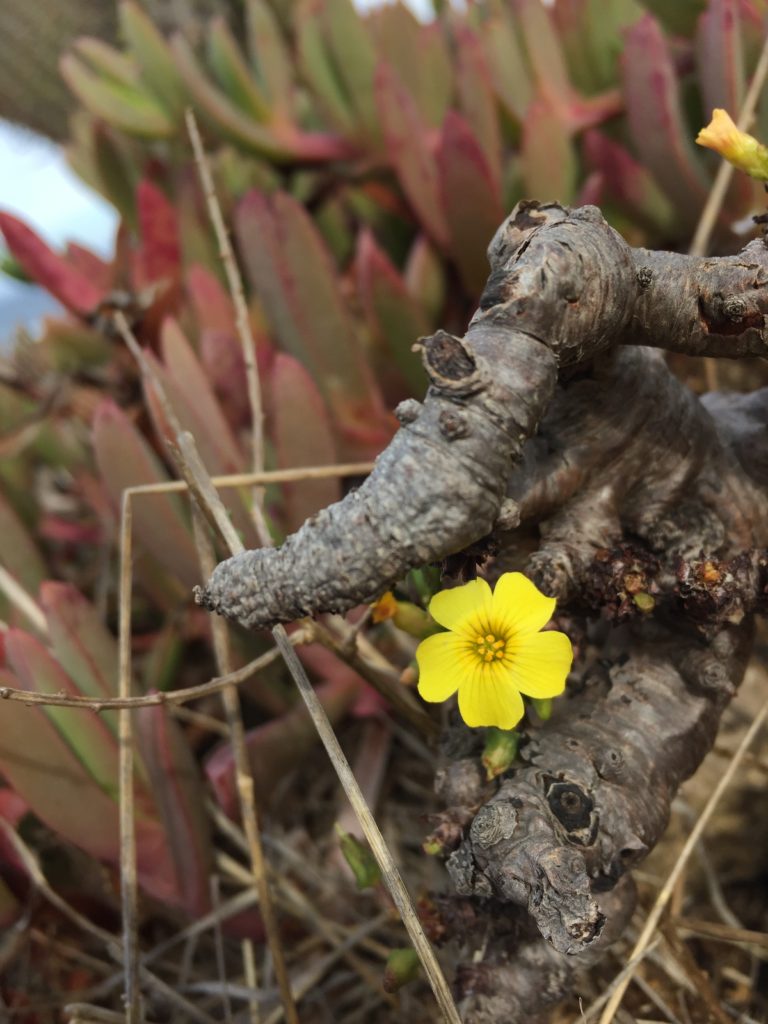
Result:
[0, 0, 766, 928]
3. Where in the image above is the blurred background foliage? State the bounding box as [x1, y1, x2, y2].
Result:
[0, 0, 766, 1005]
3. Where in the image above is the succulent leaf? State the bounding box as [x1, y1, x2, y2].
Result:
[119, 0, 188, 118]
[375, 63, 449, 249]
[622, 14, 709, 226]
[206, 15, 272, 122]
[60, 52, 176, 139]
[0, 212, 104, 315]
[92, 400, 199, 590]
[355, 229, 428, 400]
[236, 190, 393, 455]
[438, 111, 506, 296]
[270, 353, 341, 533]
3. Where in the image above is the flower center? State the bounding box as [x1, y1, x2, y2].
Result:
[474, 632, 506, 663]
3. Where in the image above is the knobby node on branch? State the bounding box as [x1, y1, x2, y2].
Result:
[197, 201, 768, 1020]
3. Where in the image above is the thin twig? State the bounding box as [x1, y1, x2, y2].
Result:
[597, 696, 768, 1024]
[0, 645, 290, 710]
[125, 462, 374, 496]
[186, 107, 269, 537]
[118, 493, 140, 1024]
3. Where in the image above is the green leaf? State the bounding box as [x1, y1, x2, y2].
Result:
[322, 0, 379, 143]
[72, 37, 140, 88]
[336, 827, 381, 889]
[60, 53, 176, 139]
[0, 492, 46, 596]
[40, 582, 117, 703]
[476, 3, 531, 124]
[403, 235, 445, 323]
[207, 16, 271, 121]
[296, 0, 356, 134]
[454, 25, 503, 189]
[368, 5, 452, 128]
[0, 669, 122, 862]
[245, 0, 294, 119]
[521, 91, 578, 205]
[119, 0, 188, 118]
[4, 630, 121, 799]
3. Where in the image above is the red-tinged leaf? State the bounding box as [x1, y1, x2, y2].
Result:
[438, 112, 506, 297]
[514, 0, 574, 112]
[0, 213, 104, 314]
[158, 319, 244, 472]
[553, 0, 645, 95]
[476, 4, 531, 123]
[206, 672, 361, 816]
[368, 6, 452, 128]
[0, 492, 46, 596]
[453, 25, 503, 192]
[143, 322, 257, 545]
[236, 190, 393, 457]
[521, 92, 578, 205]
[200, 330, 251, 431]
[355, 230, 428, 400]
[186, 263, 236, 334]
[0, 789, 28, 878]
[39, 582, 117, 703]
[136, 705, 212, 916]
[64, 243, 114, 294]
[92, 400, 199, 589]
[270, 353, 341, 533]
[0, 668, 122, 862]
[696, 0, 755, 215]
[4, 630, 121, 798]
[622, 15, 709, 227]
[583, 130, 674, 231]
[697, 0, 744, 113]
[375, 63, 450, 249]
[136, 179, 181, 287]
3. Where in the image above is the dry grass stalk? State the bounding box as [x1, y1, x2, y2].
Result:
[186, 107, 268, 534]
[117, 492, 141, 1024]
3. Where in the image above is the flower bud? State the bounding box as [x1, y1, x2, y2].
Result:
[696, 109, 768, 180]
[383, 948, 421, 993]
[481, 727, 519, 780]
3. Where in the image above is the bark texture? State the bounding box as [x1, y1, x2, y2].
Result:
[197, 201, 768, 1020]
[199, 202, 768, 627]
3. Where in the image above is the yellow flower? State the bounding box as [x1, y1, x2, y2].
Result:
[415, 573, 572, 730]
[696, 108, 768, 181]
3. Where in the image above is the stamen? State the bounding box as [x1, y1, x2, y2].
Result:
[492, 639, 505, 650]
[495, 650, 504, 659]
[475, 635, 485, 645]
[485, 634, 495, 643]
[484, 652, 494, 662]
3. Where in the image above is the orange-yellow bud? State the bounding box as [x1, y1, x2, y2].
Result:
[696, 108, 768, 181]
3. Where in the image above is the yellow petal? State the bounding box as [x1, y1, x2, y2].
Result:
[416, 632, 468, 703]
[428, 577, 492, 633]
[457, 665, 525, 730]
[696, 108, 768, 181]
[491, 572, 556, 637]
[508, 630, 573, 699]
